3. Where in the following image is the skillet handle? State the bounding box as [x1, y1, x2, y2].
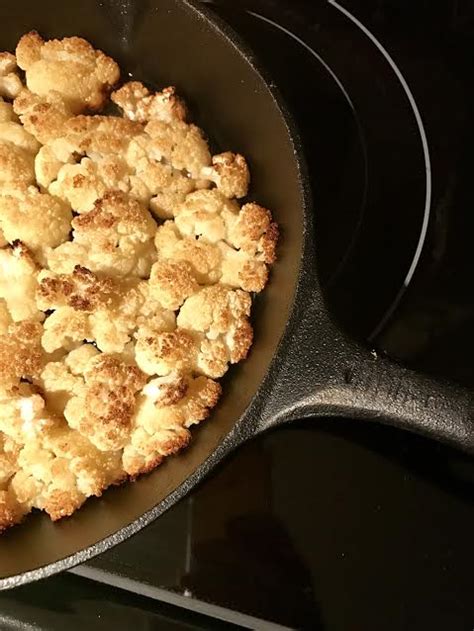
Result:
[257, 300, 474, 455]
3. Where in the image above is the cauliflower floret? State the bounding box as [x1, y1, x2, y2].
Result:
[0, 487, 27, 531]
[0, 242, 42, 322]
[154, 221, 268, 292]
[0, 383, 55, 443]
[0, 299, 12, 335]
[201, 152, 250, 199]
[16, 32, 120, 113]
[37, 265, 116, 312]
[49, 156, 134, 213]
[0, 97, 18, 123]
[8, 414, 125, 521]
[0, 110, 40, 185]
[174, 189, 237, 243]
[144, 118, 211, 178]
[122, 373, 221, 477]
[173, 190, 277, 292]
[47, 191, 157, 278]
[0, 185, 72, 260]
[0, 321, 44, 391]
[41, 307, 90, 353]
[34, 145, 67, 188]
[177, 285, 253, 377]
[0, 52, 23, 100]
[135, 327, 198, 377]
[149, 260, 199, 310]
[64, 354, 147, 451]
[38, 344, 100, 415]
[38, 267, 175, 354]
[224, 201, 279, 265]
[0, 433, 20, 487]
[154, 221, 222, 284]
[112, 82, 187, 124]
[14, 88, 74, 144]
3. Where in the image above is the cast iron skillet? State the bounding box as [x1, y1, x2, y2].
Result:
[0, 0, 472, 589]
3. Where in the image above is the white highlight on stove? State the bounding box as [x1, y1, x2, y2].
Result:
[328, 0, 432, 340]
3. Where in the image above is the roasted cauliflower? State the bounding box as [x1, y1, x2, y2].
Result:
[0, 32, 278, 533]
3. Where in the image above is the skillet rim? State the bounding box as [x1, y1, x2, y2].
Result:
[0, 0, 313, 589]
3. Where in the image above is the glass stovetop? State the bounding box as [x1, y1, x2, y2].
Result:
[2, 1, 474, 629]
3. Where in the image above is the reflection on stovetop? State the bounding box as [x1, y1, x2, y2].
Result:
[3, 2, 473, 630]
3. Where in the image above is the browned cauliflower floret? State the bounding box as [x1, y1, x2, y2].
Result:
[8, 413, 125, 521]
[16, 32, 120, 113]
[135, 327, 197, 377]
[47, 191, 157, 278]
[0, 185, 72, 260]
[64, 354, 147, 451]
[177, 285, 253, 378]
[0, 242, 42, 322]
[144, 118, 211, 179]
[112, 82, 187, 124]
[38, 266, 175, 354]
[149, 260, 199, 310]
[0, 299, 12, 334]
[0, 52, 23, 100]
[49, 156, 134, 213]
[37, 265, 116, 312]
[0, 321, 44, 391]
[14, 88, 74, 145]
[201, 152, 250, 199]
[122, 373, 221, 477]
[173, 190, 277, 292]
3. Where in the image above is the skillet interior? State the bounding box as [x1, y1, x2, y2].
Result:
[0, 0, 305, 581]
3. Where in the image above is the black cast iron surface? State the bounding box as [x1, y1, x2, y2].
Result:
[0, 0, 472, 601]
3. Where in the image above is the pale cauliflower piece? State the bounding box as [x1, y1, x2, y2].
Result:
[154, 221, 222, 284]
[16, 32, 120, 113]
[0, 242, 42, 322]
[0, 185, 72, 260]
[41, 307, 91, 353]
[123, 373, 221, 477]
[201, 152, 250, 199]
[144, 118, 211, 178]
[0, 52, 23, 100]
[0, 109, 40, 185]
[0, 433, 20, 487]
[64, 354, 147, 451]
[47, 191, 157, 278]
[174, 189, 237, 243]
[126, 135, 197, 218]
[112, 82, 187, 124]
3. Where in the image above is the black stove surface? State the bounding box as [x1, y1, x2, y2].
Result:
[2, 1, 474, 630]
